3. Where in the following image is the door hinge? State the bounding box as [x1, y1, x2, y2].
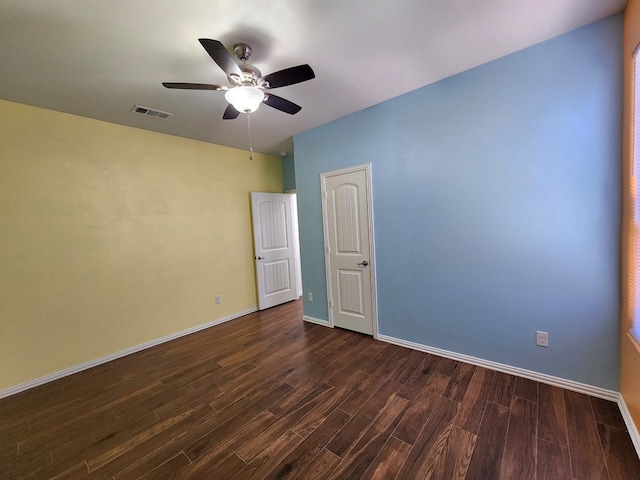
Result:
[323, 190, 328, 199]
[326, 246, 330, 254]
[329, 299, 333, 308]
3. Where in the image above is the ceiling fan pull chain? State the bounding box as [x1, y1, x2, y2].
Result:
[247, 113, 254, 160]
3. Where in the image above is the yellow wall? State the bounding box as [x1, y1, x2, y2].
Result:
[622, 0, 640, 431]
[0, 99, 283, 391]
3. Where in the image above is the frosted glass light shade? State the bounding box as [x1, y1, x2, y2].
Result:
[225, 86, 265, 113]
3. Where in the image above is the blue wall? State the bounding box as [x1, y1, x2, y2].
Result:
[293, 15, 622, 390]
[282, 154, 296, 191]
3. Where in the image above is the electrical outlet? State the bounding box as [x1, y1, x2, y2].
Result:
[307, 292, 313, 302]
[536, 331, 549, 347]
[215, 295, 222, 304]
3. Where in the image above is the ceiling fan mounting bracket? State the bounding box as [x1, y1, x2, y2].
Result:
[233, 43, 252, 61]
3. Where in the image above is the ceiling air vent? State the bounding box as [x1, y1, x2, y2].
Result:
[131, 105, 172, 120]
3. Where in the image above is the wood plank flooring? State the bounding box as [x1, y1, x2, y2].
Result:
[1, 299, 639, 479]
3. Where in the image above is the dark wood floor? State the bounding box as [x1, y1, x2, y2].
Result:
[2, 300, 640, 480]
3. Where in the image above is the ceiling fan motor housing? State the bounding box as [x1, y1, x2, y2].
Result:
[229, 63, 262, 86]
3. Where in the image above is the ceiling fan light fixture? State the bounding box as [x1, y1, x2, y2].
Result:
[225, 86, 265, 113]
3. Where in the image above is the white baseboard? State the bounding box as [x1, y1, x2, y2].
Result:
[377, 334, 619, 401]
[618, 395, 640, 458]
[0, 308, 257, 400]
[303, 315, 330, 327]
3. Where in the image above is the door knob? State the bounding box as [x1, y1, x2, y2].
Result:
[255, 256, 264, 260]
[357, 260, 369, 267]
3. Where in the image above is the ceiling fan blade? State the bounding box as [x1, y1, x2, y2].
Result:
[223, 104, 240, 120]
[263, 94, 302, 115]
[263, 64, 315, 89]
[162, 82, 227, 91]
[199, 39, 242, 78]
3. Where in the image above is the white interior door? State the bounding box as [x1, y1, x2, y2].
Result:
[322, 164, 376, 336]
[251, 192, 298, 310]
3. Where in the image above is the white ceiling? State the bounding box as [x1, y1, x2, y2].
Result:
[0, 0, 626, 156]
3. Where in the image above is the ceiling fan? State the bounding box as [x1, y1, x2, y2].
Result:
[163, 39, 315, 119]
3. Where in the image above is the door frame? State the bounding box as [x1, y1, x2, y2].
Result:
[285, 191, 304, 298]
[320, 163, 378, 338]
